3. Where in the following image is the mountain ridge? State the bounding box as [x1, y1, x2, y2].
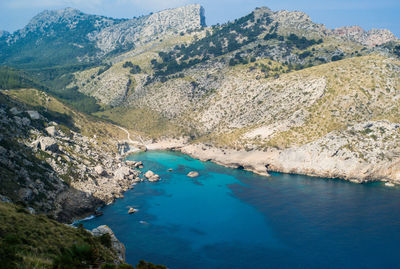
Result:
[0, 4, 205, 69]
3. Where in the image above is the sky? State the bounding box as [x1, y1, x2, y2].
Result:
[0, 0, 399, 37]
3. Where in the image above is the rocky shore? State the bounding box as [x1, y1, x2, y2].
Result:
[144, 137, 400, 185]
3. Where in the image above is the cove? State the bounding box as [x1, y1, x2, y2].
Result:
[78, 151, 400, 268]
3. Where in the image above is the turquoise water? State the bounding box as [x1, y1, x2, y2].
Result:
[79, 151, 400, 268]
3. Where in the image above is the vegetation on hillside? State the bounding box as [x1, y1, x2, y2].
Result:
[0, 67, 46, 90]
[0, 202, 166, 269]
[0, 201, 117, 268]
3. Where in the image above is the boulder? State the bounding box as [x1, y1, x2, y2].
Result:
[187, 171, 199, 178]
[134, 161, 143, 168]
[26, 207, 36, 214]
[144, 170, 155, 179]
[92, 225, 125, 263]
[148, 174, 160, 182]
[114, 166, 131, 180]
[94, 165, 104, 175]
[128, 207, 138, 214]
[9, 107, 21, 115]
[45, 126, 58, 136]
[26, 110, 41, 120]
[125, 160, 137, 166]
[38, 137, 59, 152]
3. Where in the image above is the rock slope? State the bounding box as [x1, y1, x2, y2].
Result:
[0, 89, 144, 222]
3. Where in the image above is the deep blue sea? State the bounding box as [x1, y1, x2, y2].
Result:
[79, 151, 400, 268]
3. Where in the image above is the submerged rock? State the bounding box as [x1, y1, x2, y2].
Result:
[187, 171, 199, 178]
[385, 182, 395, 187]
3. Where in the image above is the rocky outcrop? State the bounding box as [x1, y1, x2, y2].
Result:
[92, 225, 125, 263]
[330, 26, 398, 47]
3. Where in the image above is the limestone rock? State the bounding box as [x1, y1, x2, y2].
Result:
[45, 126, 58, 136]
[148, 174, 160, 182]
[187, 171, 199, 178]
[94, 165, 104, 175]
[91, 225, 125, 262]
[144, 170, 155, 179]
[26, 110, 41, 120]
[128, 207, 138, 214]
[114, 166, 130, 180]
[330, 26, 398, 47]
[37, 137, 59, 152]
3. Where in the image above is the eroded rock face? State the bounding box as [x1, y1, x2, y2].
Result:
[92, 225, 125, 263]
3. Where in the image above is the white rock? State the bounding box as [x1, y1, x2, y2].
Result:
[26, 110, 41, 120]
[95, 165, 104, 175]
[187, 171, 199, 178]
[144, 170, 155, 179]
[114, 166, 130, 180]
[45, 126, 58, 136]
[128, 207, 138, 214]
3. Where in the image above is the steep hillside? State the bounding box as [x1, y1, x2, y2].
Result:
[0, 201, 121, 268]
[0, 87, 148, 222]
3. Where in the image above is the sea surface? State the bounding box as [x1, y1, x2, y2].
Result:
[79, 151, 400, 268]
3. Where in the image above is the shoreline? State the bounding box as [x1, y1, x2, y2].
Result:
[142, 139, 400, 185]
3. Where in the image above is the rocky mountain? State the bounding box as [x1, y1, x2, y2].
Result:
[0, 4, 205, 69]
[330, 26, 398, 47]
[65, 7, 400, 184]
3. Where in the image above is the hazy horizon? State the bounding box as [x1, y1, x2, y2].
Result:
[0, 0, 399, 37]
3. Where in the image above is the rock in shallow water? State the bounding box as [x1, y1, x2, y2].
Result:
[187, 171, 199, 178]
[128, 207, 138, 214]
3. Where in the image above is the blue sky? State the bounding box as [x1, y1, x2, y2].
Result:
[0, 0, 399, 37]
